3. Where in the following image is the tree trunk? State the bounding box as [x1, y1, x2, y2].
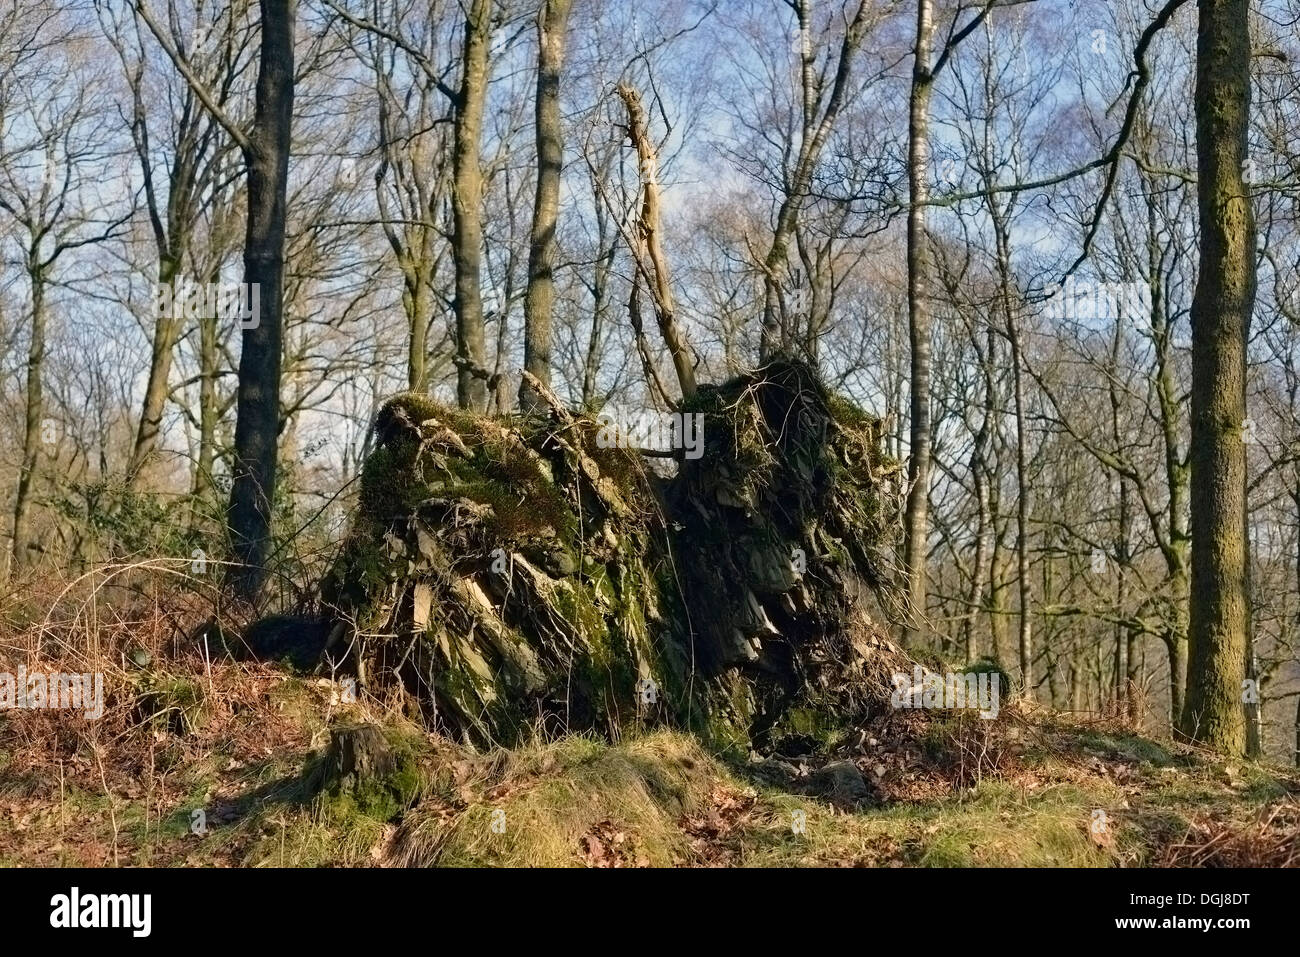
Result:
[758, 0, 871, 358]
[616, 83, 696, 401]
[1126, 629, 1140, 722]
[1069, 649, 1083, 712]
[1244, 484, 1260, 757]
[1294, 692, 1300, 767]
[989, 548, 1008, 665]
[1245, 619, 1262, 757]
[127, 255, 185, 487]
[372, 59, 443, 394]
[226, 0, 296, 601]
[1009, 311, 1032, 700]
[1149, 184, 1192, 726]
[581, 207, 615, 409]
[1295, 484, 1300, 766]
[965, 435, 989, 665]
[10, 266, 45, 576]
[903, 0, 935, 638]
[988, 177, 1032, 700]
[1167, 621, 1187, 726]
[520, 0, 573, 412]
[194, 308, 219, 508]
[407, 274, 432, 391]
[452, 0, 492, 412]
[1115, 477, 1131, 716]
[1179, 0, 1254, 755]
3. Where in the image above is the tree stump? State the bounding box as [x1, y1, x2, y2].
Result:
[306, 723, 419, 819]
[267, 359, 911, 751]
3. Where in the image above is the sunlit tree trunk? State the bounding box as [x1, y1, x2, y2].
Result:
[1180, 0, 1254, 755]
[452, 0, 492, 411]
[520, 0, 573, 412]
[903, 0, 935, 638]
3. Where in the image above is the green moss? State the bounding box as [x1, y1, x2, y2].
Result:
[776, 707, 839, 745]
[359, 395, 582, 548]
[552, 580, 608, 643]
[311, 725, 429, 823]
[581, 423, 645, 490]
[384, 392, 446, 424]
[1071, 729, 1179, 767]
[825, 392, 879, 432]
[134, 674, 210, 737]
[694, 674, 757, 756]
[956, 656, 1014, 699]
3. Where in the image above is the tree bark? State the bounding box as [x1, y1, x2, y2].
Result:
[120, 50, 226, 488]
[903, 0, 935, 638]
[127, 255, 184, 486]
[194, 308, 219, 506]
[1295, 482, 1300, 766]
[1148, 187, 1192, 723]
[985, 166, 1033, 699]
[519, 0, 573, 412]
[10, 265, 45, 576]
[452, 0, 492, 412]
[616, 83, 696, 401]
[226, 0, 296, 601]
[1179, 0, 1254, 755]
[1293, 689, 1300, 767]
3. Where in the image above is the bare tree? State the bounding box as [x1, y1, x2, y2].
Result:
[134, 0, 298, 599]
[616, 82, 696, 401]
[451, 0, 493, 411]
[902, 0, 1004, 639]
[101, 1, 250, 488]
[1180, 0, 1254, 754]
[519, 0, 574, 411]
[0, 5, 128, 576]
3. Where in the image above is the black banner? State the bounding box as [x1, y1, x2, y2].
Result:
[0, 866, 1278, 945]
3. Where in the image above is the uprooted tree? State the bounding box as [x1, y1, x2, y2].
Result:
[245, 359, 916, 750]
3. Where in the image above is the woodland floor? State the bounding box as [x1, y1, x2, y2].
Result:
[1, 653, 1297, 867]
